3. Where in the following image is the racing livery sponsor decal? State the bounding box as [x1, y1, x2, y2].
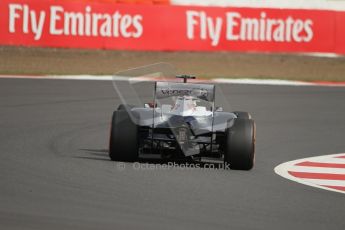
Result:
[0, 0, 344, 54]
[275, 153, 345, 194]
[156, 82, 214, 101]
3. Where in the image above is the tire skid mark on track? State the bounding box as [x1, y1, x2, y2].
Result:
[275, 153, 345, 194]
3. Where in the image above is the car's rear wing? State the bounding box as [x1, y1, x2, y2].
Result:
[155, 82, 215, 102]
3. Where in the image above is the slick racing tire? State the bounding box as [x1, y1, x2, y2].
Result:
[109, 109, 139, 162]
[117, 104, 135, 111]
[233, 111, 252, 119]
[224, 118, 256, 170]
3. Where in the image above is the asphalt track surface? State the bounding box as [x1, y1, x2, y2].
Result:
[0, 78, 345, 230]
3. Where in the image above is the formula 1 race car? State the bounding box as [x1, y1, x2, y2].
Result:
[109, 75, 256, 170]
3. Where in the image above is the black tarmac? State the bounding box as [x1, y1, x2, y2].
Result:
[0, 79, 344, 230]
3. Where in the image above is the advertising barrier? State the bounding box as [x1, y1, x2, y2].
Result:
[0, 0, 344, 54]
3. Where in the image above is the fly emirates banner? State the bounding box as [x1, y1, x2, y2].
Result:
[1, 0, 344, 54]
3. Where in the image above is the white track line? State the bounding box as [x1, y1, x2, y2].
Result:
[287, 166, 345, 174]
[0, 75, 126, 81]
[213, 78, 314, 86]
[275, 153, 345, 194]
[301, 179, 345, 187]
[300, 158, 345, 164]
[1, 75, 345, 87]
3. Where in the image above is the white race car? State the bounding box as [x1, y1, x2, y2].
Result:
[109, 75, 256, 170]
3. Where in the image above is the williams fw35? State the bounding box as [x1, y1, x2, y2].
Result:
[109, 75, 256, 170]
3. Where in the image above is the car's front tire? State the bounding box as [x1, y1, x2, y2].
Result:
[224, 118, 256, 170]
[109, 108, 139, 162]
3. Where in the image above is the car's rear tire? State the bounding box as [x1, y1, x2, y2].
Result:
[224, 118, 256, 170]
[233, 111, 252, 119]
[117, 104, 135, 111]
[109, 109, 139, 162]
